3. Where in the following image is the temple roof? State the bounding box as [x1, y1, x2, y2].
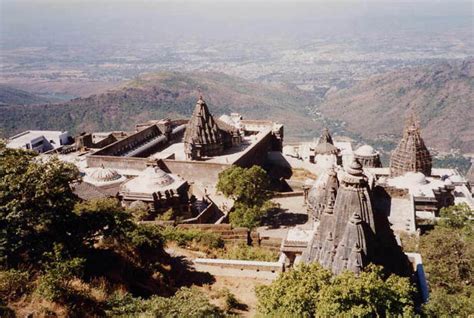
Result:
[303, 158, 377, 274]
[332, 213, 368, 275]
[314, 128, 339, 155]
[120, 166, 185, 194]
[184, 97, 223, 147]
[389, 115, 432, 177]
[307, 167, 339, 220]
[319, 128, 334, 145]
[354, 145, 377, 157]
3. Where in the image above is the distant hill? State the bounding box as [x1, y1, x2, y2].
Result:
[0, 85, 56, 106]
[0, 72, 319, 140]
[318, 59, 474, 153]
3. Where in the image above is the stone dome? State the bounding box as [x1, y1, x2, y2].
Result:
[89, 166, 122, 182]
[404, 172, 427, 185]
[346, 158, 363, 176]
[141, 166, 174, 187]
[355, 145, 377, 156]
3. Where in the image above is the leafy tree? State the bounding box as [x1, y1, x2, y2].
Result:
[217, 165, 271, 206]
[256, 263, 332, 317]
[0, 142, 81, 267]
[419, 203, 474, 317]
[317, 265, 416, 317]
[217, 165, 274, 228]
[438, 203, 473, 232]
[229, 201, 274, 229]
[256, 263, 416, 317]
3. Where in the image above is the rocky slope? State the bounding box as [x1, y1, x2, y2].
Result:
[0, 72, 319, 140]
[318, 59, 474, 153]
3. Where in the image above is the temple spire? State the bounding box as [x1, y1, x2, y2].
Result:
[389, 114, 432, 177]
[183, 97, 224, 160]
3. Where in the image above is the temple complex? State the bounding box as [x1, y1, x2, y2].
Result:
[279, 120, 472, 276]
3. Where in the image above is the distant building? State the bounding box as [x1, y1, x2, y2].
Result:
[7, 130, 72, 153]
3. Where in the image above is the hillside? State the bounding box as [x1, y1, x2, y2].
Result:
[0, 85, 57, 106]
[318, 59, 474, 153]
[0, 72, 319, 140]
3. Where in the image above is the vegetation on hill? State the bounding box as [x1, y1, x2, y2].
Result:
[0, 85, 57, 106]
[318, 58, 474, 153]
[400, 203, 474, 317]
[256, 263, 416, 317]
[0, 72, 319, 140]
[0, 142, 221, 316]
[217, 165, 275, 229]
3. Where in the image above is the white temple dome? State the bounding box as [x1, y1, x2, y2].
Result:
[141, 166, 174, 187]
[355, 145, 377, 156]
[89, 167, 122, 182]
[404, 172, 427, 185]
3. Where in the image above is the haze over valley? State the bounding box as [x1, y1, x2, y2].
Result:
[1, 0, 473, 155]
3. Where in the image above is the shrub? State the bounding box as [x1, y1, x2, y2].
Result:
[229, 201, 275, 229]
[256, 264, 416, 317]
[35, 253, 85, 302]
[217, 243, 278, 262]
[0, 269, 30, 301]
[107, 287, 223, 317]
[160, 227, 224, 250]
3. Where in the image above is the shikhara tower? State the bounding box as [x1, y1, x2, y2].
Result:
[389, 115, 432, 177]
[184, 97, 224, 160]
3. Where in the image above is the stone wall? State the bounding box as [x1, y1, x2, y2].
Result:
[163, 159, 229, 185]
[193, 258, 283, 280]
[233, 129, 275, 167]
[87, 155, 150, 171]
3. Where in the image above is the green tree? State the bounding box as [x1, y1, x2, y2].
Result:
[317, 265, 416, 317]
[419, 203, 474, 317]
[0, 142, 81, 267]
[217, 165, 271, 206]
[229, 201, 274, 229]
[438, 203, 473, 232]
[217, 165, 274, 228]
[256, 263, 416, 317]
[107, 287, 223, 317]
[256, 263, 332, 317]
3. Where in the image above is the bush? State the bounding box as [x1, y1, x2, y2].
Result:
[229, 201, 275, 229]
[256, 263, 416, 317]
[35, 249, 85, 302]
[107, 287, 223, 317]
[160, 227, 224, 250]
[217, 243, 278, 262]
[0, 269, 30, 301]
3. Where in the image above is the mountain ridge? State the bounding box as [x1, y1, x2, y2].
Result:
[318, 58, 474, 153]
[0, 72, 320, 140]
